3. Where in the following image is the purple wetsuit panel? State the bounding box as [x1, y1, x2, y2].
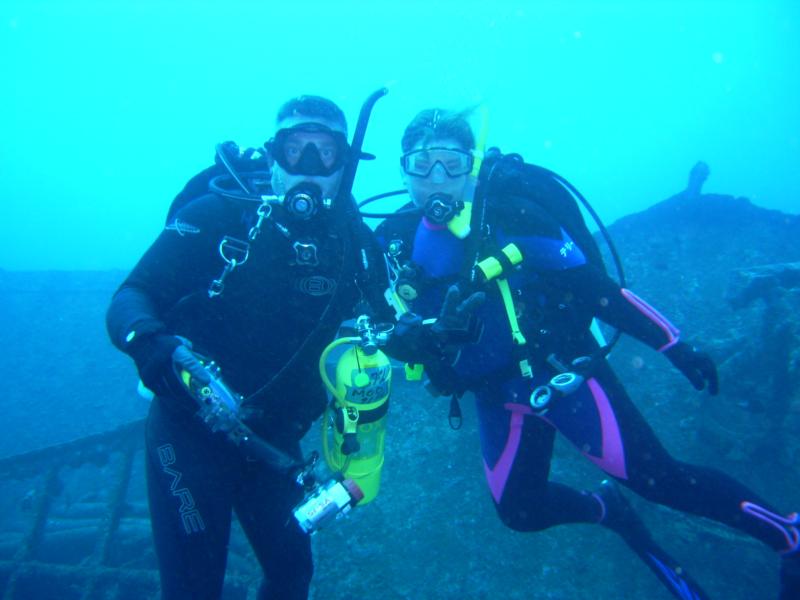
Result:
[478, 375, 628, 502]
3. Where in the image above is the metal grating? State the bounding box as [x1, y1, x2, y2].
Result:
[0, 421, 260, 600]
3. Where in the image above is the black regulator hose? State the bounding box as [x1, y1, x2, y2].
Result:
[523, 165, 626, 359]
[357, 189, 421, 218]
[215, 142, 252, 196]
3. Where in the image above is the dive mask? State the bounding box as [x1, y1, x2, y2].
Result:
[267, 123, 350, 177]
[401, 147, 474, 178]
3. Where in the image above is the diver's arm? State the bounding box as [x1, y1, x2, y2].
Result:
[106, 195, 230, 394]
[106, 284, 168, 352]
[496, 222, 679, 350]
[106, 196, 224, 353]
[562, 264, 718, 393]
[556, 263, 680, 351]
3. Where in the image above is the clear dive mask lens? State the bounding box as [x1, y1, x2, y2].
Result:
[400, 147, 474, 178]
[268, 123, 350, 176]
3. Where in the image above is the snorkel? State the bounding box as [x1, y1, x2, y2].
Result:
[337, 88, 387, 207]
[446, 104, 489, 239]
[336, 87, 388, 272]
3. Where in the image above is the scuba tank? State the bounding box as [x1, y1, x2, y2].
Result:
[318, 315, 392, 504]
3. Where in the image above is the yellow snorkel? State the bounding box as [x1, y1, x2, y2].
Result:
[446, 104, 490, 239]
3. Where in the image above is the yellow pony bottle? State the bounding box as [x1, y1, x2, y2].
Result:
[319, 316, 391, 504]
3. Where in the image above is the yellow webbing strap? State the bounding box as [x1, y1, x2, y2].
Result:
[496, 278, 533, 378]
[496, 278, 526, 346]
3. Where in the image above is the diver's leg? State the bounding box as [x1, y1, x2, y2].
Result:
[588, 361, 798, 596]
[592, 479, 712, 599]
[145, 398, 237, 600]
[233, 438, 312, 600]
[780, 549, 800, 600]
[476, 378, 599, 530]
[534, 365, 712, 599]
[592, 361, 797, 549]
[478, 377, 711, 598]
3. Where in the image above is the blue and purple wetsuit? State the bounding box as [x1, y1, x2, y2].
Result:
[377, 212, 798, 567]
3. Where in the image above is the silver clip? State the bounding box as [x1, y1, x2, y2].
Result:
[249, 199, 274, 241]
[208, 237, 250, 298]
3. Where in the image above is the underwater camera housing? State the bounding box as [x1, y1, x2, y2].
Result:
[293, 477, 364, 534]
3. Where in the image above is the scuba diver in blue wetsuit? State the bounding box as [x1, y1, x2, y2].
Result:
[106, 95, 389, 600]
[374, 108, 800, 599]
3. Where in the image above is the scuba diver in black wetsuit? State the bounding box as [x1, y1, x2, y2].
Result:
[373, 108, 800, 599]
[106, 95, 389, 600]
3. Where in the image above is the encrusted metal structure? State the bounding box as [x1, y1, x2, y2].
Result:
[0, 421, 259, 599]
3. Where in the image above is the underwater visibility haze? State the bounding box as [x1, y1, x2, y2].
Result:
[1, 1, 799, 599]
[0, 0, 798, 271]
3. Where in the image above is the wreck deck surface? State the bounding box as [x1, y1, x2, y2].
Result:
[0, 421, 260, 600]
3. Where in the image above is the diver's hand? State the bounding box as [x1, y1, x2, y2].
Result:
[383, 285, 483, 398]
[431, 285, 485, 346]
[664, 341, 719, 395]
[389, 312, 427, 362]
[128, 334, 197, 399]
[171, 344, 211, 386]
[383, 312, 464, 397]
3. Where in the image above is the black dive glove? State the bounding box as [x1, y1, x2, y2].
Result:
[391, 315, 464, 396]
[128, 334, 208, 399]
[431, 285, 486, 346]
[385, 285, 485, 396]
[664, 341, 719, 395]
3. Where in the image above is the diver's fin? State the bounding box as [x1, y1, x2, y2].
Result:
[639, 544, 710, 600]
[780, 551, 800, 600]
[594, 480, 711, 600]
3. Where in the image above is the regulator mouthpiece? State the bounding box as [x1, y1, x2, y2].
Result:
[423, 193, 464, 225]
[284, 182, 326, 220]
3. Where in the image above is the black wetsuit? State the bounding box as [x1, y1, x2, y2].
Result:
[107, 190, 385, 599]
[377, 193, 799, 596]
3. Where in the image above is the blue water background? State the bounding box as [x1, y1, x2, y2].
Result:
[1, 0, 798, 271]
[1, 2, 799, 598]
